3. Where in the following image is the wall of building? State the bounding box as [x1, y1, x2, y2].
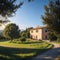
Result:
[30, 29, 43, 40]
[42, 28, 49, 40]
[30, 27, 49, 40]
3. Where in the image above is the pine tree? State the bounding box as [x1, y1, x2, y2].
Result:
[0, 0, 33, 26]
[42, 0, 60, 37]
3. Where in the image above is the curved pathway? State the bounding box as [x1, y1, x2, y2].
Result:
[32, 42, 60, 60]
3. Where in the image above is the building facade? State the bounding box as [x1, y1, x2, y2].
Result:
[30, 26, 49, 40]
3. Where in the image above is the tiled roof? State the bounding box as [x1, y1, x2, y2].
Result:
[30, 26, 47, 30]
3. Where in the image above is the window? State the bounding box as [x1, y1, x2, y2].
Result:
[45, 29, 47, 32]
[31, 30, 33, 33]
[45, 30, 47, 32]
[36, 30, 38, 33]
[36, 36, 37, 39]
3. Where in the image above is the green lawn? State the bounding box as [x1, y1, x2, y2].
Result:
[52, 41, 60, 44]
[0, 39, 53, 60]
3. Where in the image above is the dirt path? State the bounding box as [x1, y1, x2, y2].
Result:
[32, 42, 60, 60]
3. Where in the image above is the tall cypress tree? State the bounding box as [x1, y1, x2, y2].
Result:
[42, 0, 60, 37]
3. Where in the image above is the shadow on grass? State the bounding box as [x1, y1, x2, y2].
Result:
[0, 46, 52, 60]
[33, 47, 60, 60]
[12, 40, 43, 44]
[0, 39, 9, 42]
[18, 41, 42, 44]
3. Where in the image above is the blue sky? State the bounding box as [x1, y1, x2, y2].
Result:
[9, 0, 49, 30]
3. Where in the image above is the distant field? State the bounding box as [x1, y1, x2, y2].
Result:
[0, 39, 53, 60]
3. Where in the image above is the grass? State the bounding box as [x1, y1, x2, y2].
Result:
[0, 39, 53, 60]
[52, 41, 60, 44]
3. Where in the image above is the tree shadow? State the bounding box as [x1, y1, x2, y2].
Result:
[33, 47, 60, 60]
[0, 39, 9, 42]
[0, 46, 51, 60]
[19, 41, 42, 44]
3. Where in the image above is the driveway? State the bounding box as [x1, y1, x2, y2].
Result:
[32, 42, 60, 60]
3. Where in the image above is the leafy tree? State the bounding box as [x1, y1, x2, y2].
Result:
[42, 0, 60, 41]
[21, 32, 26, 38]
[26, 27, 33, 38]
[21, 27, 33, 38]
[3, 23, 20, 41]
[48, 31, 57, 41]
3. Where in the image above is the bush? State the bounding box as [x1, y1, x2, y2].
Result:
[20, 37, 26, 42]
[0, 35, 7, 40]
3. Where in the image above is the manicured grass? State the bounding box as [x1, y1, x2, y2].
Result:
[0, 39, 53, 60]
[52, 41, 60, 44]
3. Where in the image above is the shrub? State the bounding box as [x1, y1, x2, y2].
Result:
[20, 37, 26, 42]
[0, 34, 8, 41]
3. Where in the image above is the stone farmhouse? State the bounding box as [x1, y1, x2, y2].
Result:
[30, 26, 49, 40]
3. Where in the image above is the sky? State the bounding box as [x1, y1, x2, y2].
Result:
[8, 0, 49, 30]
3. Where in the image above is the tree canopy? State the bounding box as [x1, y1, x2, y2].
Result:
[21, 27, 33, 38]
[0, 0, 33, 17]
[42, 0, 60, 36]
[0, 0, 23, 17]
[0, 0, 33, 26]
[3, 23, 20, 40]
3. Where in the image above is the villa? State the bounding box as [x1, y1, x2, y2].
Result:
[30, 26, 49, 40]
